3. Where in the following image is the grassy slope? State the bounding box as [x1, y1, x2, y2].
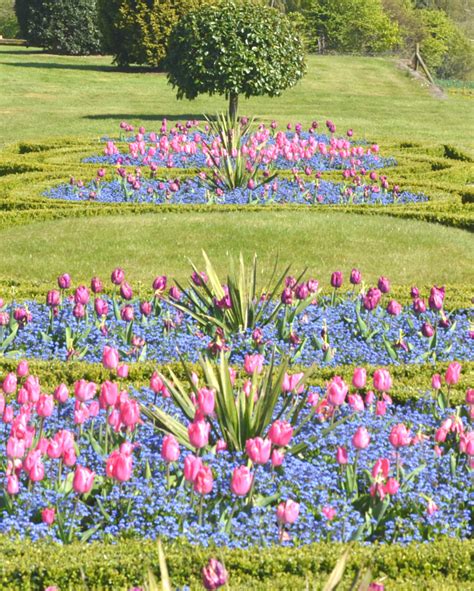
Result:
[0, 212, 472, 288]
[0, 48, 472, 291]
[0, 48, 472, 150]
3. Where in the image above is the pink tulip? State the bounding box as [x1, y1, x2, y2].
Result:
[94, 298, 108, 316]
[102, 346, 119, 370]
[426, 499, 438, 515]
[445, 362, 461, 385]
[73, 465, 95, 494]
[193, 465, 213, 495]
[161, 434, 180, 463]
[282, 372, 305, 394]
[322, 506, 336, 520]
[16, 361, 29, 377]
[276, 499, 300, 524]
[245, 437, 271, 465]
[384, 477, 399, 495]
[188, 420, 210, 449]
[352, 426, 371, 449]
[99, 381, 119, 408]
[373, 369, 392, 392]
[431, 374, 442, 390]
[466, 389, 474, 405]
[41, 508, 55, 526]
[352, 368, 366, 389]
[389, 423, 411, 448]
[36, 394, 54, 418]
[268, 420, 293, 447]
[230, 465, 253, 496]
[271, 449, 285, 467]
[74, 380, 97, 402]
[117, 364, 129, 378]
[106, 449, 133, 482]
[348, 393, 364, 412]
[375, 400, 387, 416]
[150, 371, 164, 394]
[244, 353, 265, 375]
[197, 388, 215, 417]
[6, 474, 19, 495]
[2, 373, 17, 394]
[184, 454, 203, 482]
[120, 399, 140, 428]
[336, 446, 348, 465]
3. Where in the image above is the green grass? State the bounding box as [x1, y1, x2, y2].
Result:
[0, 47, 473, 151]
[1, 211, 473, 288]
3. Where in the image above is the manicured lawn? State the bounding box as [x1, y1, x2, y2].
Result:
[1, 211, 473, 288]
[0, 47, 473, 151]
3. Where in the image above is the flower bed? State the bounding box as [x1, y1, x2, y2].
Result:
[0, 268, 471, 366]
[46, 176, 427, 207]
[83, 120, 397, 172]
[0, 356, 472, 548]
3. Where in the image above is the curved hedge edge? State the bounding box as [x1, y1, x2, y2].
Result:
[0, 358, 471, 405]
[0, 536, 471, 590]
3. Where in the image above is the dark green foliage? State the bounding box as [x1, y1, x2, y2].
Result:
[14, 0, 102, 54]
[166, 0, 306, 118]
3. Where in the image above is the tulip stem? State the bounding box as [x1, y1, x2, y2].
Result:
[166, 463, 170, 490]
[68, 497, 79, 543]
[198, 495, 204, 527]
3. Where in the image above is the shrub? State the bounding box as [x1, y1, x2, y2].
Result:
[0, 0, 18, 38]
[14, 0, 102, 55]
[305, 0, 400, 54]
[97, 0, 213, 68]
[166, 0, 306, 120]
[418, 9, 474, 80]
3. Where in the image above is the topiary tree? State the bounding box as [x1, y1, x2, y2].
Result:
[166, 0, 306, 120]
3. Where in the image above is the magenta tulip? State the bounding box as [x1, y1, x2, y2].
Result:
[268, 420, 293, 447]
[102, 346, 119, 370]
[73, 465, 95, 494]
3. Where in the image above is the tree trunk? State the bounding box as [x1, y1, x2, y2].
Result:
[229, 93, 239, 122]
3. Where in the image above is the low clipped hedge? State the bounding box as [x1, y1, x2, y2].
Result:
[0, 136, 473, 231]
[0, 357, 471, 406]
[0, 536, 472, 590]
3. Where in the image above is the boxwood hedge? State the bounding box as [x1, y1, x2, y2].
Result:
[0, 536, 472, 590]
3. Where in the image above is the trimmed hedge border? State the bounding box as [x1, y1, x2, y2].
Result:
[0, 358, 471, 406]
[0, 136, 473, 231]
[0, 536, 472, 590]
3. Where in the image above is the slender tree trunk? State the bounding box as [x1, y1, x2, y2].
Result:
[229, 93, 239, 122]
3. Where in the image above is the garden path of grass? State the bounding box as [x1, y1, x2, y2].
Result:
[1, 211, 473, 289]
[0, 47, 472, 151]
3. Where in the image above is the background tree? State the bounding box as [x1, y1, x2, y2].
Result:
[14, 0, 102, 54]
[166, 0, 306, 120]
[96, 0, 213, 68]
[305, 0, 400, 54]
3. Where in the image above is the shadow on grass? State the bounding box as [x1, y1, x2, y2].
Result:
[1, 60, 166, 74]
[84, 113, 207, 122]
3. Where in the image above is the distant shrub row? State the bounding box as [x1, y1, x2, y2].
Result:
[7, 0, 474, 79]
